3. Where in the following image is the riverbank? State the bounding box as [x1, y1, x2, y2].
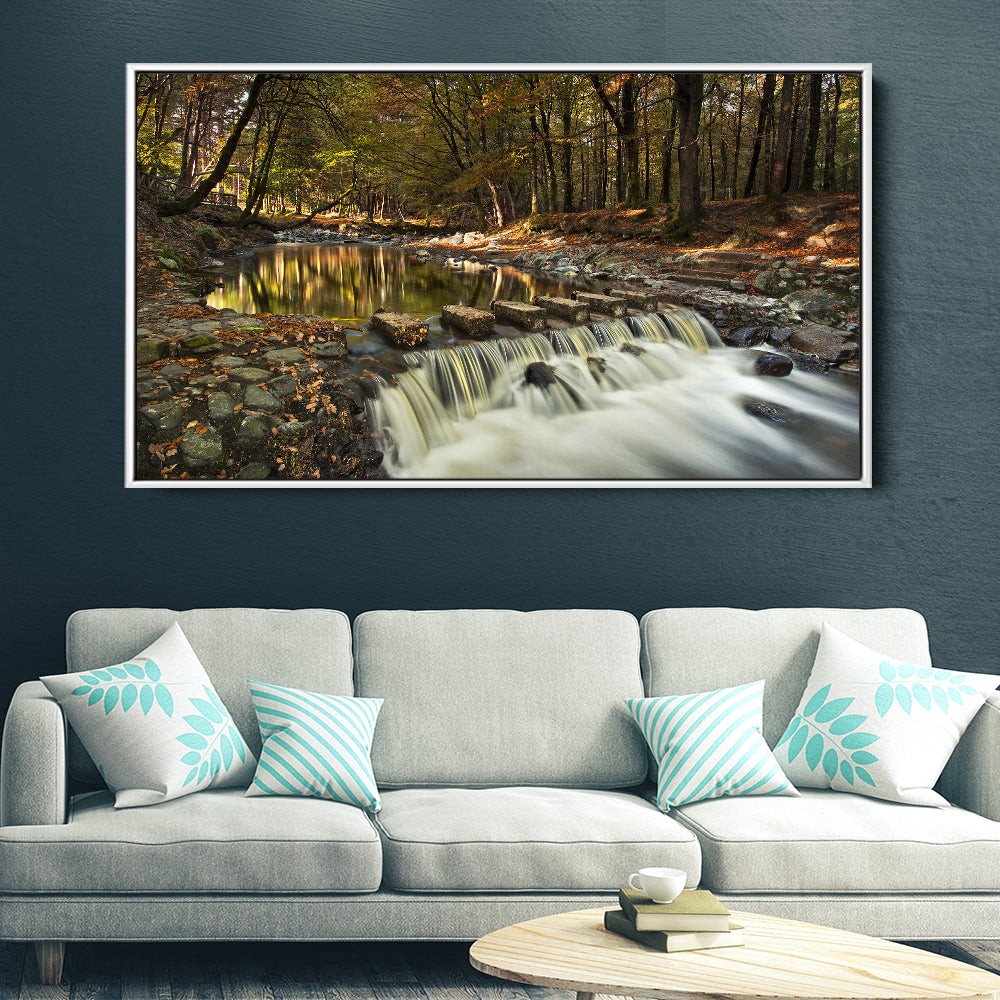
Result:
[133, 193, 862, 482]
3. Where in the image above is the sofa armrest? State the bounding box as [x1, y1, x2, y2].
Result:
[1, 681, 69, 826]
[937, 690, 1000, 821]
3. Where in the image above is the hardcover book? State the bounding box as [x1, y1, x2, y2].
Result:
[617, 886, 731, 932]
[604, 908, 743, 953]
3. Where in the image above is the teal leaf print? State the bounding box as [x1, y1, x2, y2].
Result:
[822, 748, 838, 781]
[88, 689, 103, 707]
[913, 684, 931, 710]
[875, 684, 894, 717]
[878, 661, 896, 681]
[174, 684, 240, 791]
[177, 732, 208, 750]
[184, 715, 215, 736]
[816, 697, 854, 724]
[104, 687, 119, 714]
[842, 731, 878, 749]
[851, 750, 878, 765]
[140, 685, 155, 714]
[917, 666, 933, 679]
[71, 685, 91, 696]
[932, 686, 949, 712]
[805, 733, 824, 771]
[125, 663, 145, 679]
[829, 714, 866, 735]
[840, 761, 855, 784]
[898, 663, 915, 679]
[220, 734, 234, 769]
[855, 767, 876, 787]
[182, 766, 199, 787]
[229, 725, 246, 762]
[154, 684, 173, 716]
[803, 685, 832, 718]
[107, 666, 129, 679]
[788, 724, 808, 762]
[145, 660, 161, 682]
[121, 684, 138, 712]
[947, 687, 963, 705]
[775, 718, 799, 750]
[190, 698, 223, 723]
[180, 751, 201, 765]
[895, 685, 912, 714]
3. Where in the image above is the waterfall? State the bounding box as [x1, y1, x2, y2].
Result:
[367, 307, 860, 481]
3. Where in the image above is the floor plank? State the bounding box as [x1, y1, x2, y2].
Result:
[4, 939, 998, 995]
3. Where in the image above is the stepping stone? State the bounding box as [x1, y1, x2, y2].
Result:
[572, 292, 626, 317]
[369, 310, 429, 348]
[604, 288, 658, 311]
[228, 367, 273, 383]
[532, 296, 589, 323]
[491, 300, 548, 331]
[441, 305, 495, 339]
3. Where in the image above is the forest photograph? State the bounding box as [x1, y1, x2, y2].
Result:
[131, 67, 867, 487]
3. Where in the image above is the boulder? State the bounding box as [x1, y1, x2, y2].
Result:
[782, 287, 853, 326]
[722, 326, 767, 348]
[573, 292, 626, 317]
[136, 338, 169, 365]
[179, 425, 223, 469]
[178, 334, 223, 356]
[752, 352, 794, 377]
[787, 323, 858, 363]
[207, 392, 235, 421]
[228, 366, 274, 384]
[243, 386, 281, 412]
[263, 347, 306, 365]
[139, 399, 186, 434]
[524, 361, 557, 387]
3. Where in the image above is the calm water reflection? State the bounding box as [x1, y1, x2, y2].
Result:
[207, 242, 590, 326]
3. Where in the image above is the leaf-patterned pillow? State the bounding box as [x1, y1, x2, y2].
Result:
[774, 623, 999, 807]
[41, 622, 256, 808]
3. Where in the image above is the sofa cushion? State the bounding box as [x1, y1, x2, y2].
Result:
[65, 609, 354, 781]
[41, 623, 256, 809]
[627, 681, 798, 811]
[353, 610, 647, 788]
[775, 623, 1000, 807]
[375, 787, 701, 892]
[672, 788, 1000, 894]
[246, 681, 383, 811]
[0, 788, 381, 894]
[640, 608, 931, 747]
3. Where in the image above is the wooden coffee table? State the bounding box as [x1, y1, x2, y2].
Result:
[469, 908, 1000, 1000]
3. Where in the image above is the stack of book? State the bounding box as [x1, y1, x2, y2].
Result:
[604, 886, 743, 953]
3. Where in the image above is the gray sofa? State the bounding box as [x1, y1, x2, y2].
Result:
[1, 607, 998, 984]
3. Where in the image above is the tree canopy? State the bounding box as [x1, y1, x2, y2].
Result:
[135, 70, 862, 231]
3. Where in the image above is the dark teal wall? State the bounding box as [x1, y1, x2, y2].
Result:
[4, 1, 998, 711]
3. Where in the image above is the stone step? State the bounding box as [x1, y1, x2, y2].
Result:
[491, 299, 548, 331]
[441, 305, 495, 339]
[684, 250, 762, 263]
[571, 292, 627, 317]
[603, 288, 659, 311]
[532, 295, 589, 323]
[369, 310, 429, 348]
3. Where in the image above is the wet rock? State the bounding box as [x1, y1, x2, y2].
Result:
[243, 385, 281, 412]
[228, 366, 274, 384]
[742, 398, 804, 427]
[620, 343, 646, 357]
[179, 425, 223, 469]
[139, 399, 186, 433]
[782, 287, 854, 326]
[752, 352, 794, 377]
[136, 338, 169, 365]
[178, 334, 223, 356]
[491, 299, 548, 331]
[369, 310, 429, 348]
[573, 292, 627, 317]
[237, 414, 281, 446]
[137, 378, 172, 402]
[722, 326, 767, 348]
[441, 304, 495, 339]
[264, 347, 306, 364]
[207, 391, 235, 421]
[532, 295, 589, 323]
[236, 462, 273, 480]
[766, 326, 794, 347]
[276, 420, 313, 440]
[265, 374, 299, 398]
[586, 356, 608, 382]
[787, 323, 857, 363]
[311, 341, 349, 359]
[213, 355, 247, 369]
[524, 361, 557, 387]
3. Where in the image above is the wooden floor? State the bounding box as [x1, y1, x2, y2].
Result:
[0, 938, 997, 999]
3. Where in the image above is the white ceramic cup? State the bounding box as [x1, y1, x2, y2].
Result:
[627, 867, 686, 903]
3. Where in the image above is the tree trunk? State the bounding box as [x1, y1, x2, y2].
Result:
[661, 90, 677, 203]
[823, 73, 842, 191]
[731, 74, 745, 199]
[767, 73, 795, 199]
[561, 90, 573, 213]
[671, 73, 704, 234]
[158, 74, 268, 217]
[787, 76, 809, 193]
[743, 73, 776, 199]
[800, 73, 822, 193]
[589, 74, 642, 208]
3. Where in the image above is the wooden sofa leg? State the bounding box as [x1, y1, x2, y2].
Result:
[34, 940, 65, 985]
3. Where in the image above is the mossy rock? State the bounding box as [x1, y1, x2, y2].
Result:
[193, 225, 222, 251]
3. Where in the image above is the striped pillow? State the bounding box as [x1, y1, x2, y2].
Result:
[246, 681, 383, 811]
[628, 680, 798, 812]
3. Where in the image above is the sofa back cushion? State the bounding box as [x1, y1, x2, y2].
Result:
[65, 609, 354, 774]
[353, 609, 647, 789]
[640, 608, 931, 748]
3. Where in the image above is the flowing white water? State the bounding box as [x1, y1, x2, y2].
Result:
[368, 309, 860, 481]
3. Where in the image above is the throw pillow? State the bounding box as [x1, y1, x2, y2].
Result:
[774, 623, 1000, 807]
[627, 680, 798, 812]
[40, 622, 256, 808]
[246, 681, 383, 811]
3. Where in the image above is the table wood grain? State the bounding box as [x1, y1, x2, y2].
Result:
[469, 908, 1000, 1000]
